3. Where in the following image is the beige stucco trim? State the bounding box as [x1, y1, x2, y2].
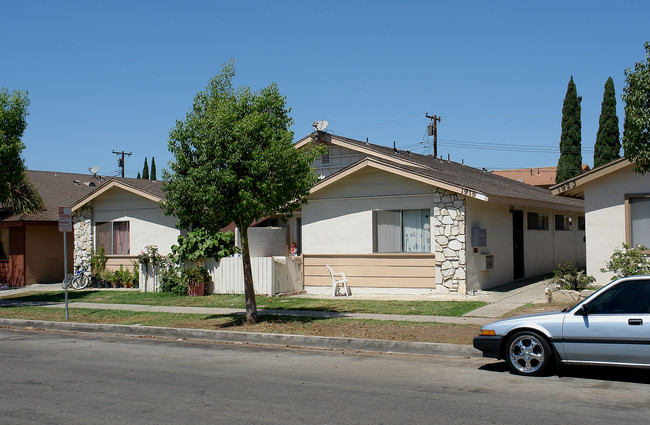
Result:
[310, 158, 489, 201]
[71, 180, 162, 212]
[550, 158, 631, 198]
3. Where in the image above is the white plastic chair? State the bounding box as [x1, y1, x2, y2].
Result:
[326, 264, 350, 296]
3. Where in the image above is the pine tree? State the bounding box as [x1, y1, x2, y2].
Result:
[556, 76, 582, 183]
[142, 158, 149, 180]
[150, 157, 157, 180]
[594, 77, 620, 168]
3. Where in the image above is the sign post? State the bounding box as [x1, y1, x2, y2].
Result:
[58, 207, 72, 319]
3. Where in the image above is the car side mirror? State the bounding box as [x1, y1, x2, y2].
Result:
[576, 303, 590, 316]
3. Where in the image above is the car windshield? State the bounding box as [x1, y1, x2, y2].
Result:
[560, 286, 606, 312]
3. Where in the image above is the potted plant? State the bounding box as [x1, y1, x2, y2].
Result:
[98, 269, 114, 288]
[90, 247, 108, 288]
[183, 266, 209, 296]
[105, 270, 119, 288]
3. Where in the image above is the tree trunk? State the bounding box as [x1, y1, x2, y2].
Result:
[238, 224, 258, 323]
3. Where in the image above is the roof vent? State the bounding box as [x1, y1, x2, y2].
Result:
[83, 181, 96, 187]
[73, 180, 81, 186]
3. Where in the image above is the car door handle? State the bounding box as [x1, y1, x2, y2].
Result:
[629, 319, 643, 325]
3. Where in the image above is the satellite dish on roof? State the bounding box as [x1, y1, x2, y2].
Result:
[89, 166, 99, 178]
[312, 120, 328, 132]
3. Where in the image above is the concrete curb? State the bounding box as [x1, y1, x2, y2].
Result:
[0, 318, 482, 358]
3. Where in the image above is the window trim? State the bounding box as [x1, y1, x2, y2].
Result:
[625, 193, 650, 253]
[96, 220, 130, 256]
[372, 208, 431, 254]
[554, 214, 573, 231]
[527, 212, 549, 231]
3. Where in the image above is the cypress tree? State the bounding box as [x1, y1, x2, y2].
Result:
[142, 158, 149, 180]
[137, 172, 141, 179]
[594, 77, 620, 168]
[556, 76, 582, 183]
[150, 156, 157, 180]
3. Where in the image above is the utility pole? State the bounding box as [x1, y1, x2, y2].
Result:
[426, 114, 442, 158]
[112, 150, 132, 178]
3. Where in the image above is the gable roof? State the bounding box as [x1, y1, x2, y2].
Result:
[71, 178, 164, 212]
[549, 157, 631, 199]
[1, 170, 164, 223]
[300, 132, 584, 211]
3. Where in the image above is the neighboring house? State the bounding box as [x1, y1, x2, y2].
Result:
[550, 158, 650, 284]
[295, 132, 586, 295]
[70, 178, 180, 276]
[492, 165, 591, 189]
[0, 171, 98, 286]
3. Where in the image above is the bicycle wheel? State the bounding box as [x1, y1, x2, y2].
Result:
[62, 273, 74, 289]
[74, 274, 91, 290]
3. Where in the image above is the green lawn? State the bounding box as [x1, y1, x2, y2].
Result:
[0, 305, 481, 344]
[2, 290, 486, 317]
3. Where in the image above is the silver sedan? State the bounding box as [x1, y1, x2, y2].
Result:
[473, 276, 650, 376]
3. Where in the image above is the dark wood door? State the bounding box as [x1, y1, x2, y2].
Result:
[512, 210, 524, 280]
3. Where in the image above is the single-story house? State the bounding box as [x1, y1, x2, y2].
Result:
[0, 171, 98, 286]
[295, 132, 586, 295]
[551, 157, 650, 283]
[70, 178, 180, 277]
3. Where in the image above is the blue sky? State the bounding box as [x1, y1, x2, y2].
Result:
[3, 0, 649, 178]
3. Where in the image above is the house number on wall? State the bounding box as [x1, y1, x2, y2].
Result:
[462, 188, 477, 198]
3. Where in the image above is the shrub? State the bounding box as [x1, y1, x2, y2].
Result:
[601, 243, 650, 279]
[90, 247, 108, 278]
[552, 262, 595, 291]
[158, 256, 186, 295]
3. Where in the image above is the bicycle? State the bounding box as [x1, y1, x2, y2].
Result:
[62, 266, 91, 290]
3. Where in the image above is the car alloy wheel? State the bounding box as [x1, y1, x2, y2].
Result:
[506, 331, 552, 376]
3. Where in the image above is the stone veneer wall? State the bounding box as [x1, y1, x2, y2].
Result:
[432, 189, 466, 294]
[73, 206, 93, 270]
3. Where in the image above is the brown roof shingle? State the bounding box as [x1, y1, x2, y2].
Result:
[2, 170, 163, 222]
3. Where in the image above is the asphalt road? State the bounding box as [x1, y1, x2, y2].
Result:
[2, 328, 650, 424]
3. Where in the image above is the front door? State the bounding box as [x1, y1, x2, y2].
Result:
[512, 210, 524, 280]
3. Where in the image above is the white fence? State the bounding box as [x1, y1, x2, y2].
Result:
[139, 256, 303, 296]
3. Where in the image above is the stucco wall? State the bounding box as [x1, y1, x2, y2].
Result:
[465, 199, 514, 291]
[303, 168, 435, 255]
[90, 188, 180, 257]
[583, 166, 650, 283]
[465, 199, 585, 291]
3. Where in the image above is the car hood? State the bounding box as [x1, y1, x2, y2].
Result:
[482, 310, 567, 330]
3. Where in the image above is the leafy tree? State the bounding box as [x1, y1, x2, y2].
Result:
[594, 77, 620, 168]
[622, 42, 650, 174]
[0, 88, 43, 215]
[163, 61, 323, 322]
[150, 156, 157, 180]
[556, 77, 583, 183]
[142, 157, 149, 180]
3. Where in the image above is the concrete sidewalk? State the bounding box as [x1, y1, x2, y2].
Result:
[0, 277, 551, 325]
[0, 278, 551, 358]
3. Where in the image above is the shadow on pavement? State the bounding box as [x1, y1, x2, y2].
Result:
[479, 361, 650, 384]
